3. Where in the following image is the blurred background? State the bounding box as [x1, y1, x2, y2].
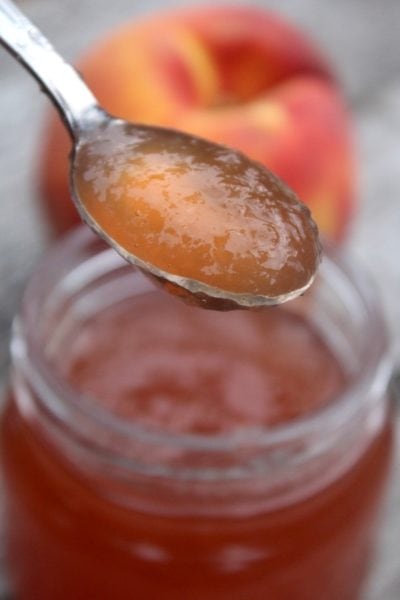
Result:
[0, 0, 399, 597]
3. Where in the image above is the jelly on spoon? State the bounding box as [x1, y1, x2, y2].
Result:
[0, 0, 321, 310]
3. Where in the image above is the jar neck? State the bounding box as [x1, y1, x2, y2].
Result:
[10, 227, 393, 515]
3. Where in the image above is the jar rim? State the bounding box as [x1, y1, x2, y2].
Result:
[14, 226, 391, 455]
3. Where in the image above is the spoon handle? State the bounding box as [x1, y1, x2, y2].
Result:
[0, 0, 103, 138]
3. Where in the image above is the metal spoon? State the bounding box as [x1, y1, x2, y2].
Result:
[0, 0, 321, 310]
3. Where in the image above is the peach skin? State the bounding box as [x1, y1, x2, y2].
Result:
[38, 5, 355, 242]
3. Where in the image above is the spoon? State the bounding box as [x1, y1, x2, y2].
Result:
[0, 0, 321, 310]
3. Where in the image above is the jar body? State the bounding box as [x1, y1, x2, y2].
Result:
[0, 228, 394, 600]
[0, 400, 393, 600]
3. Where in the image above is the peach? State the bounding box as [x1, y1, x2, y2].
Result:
[38, 6, 355, 242]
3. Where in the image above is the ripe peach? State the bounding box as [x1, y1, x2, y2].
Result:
[38, 6, 355, 242]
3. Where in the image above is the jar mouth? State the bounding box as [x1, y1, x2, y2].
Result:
[13, 226, 392, 456]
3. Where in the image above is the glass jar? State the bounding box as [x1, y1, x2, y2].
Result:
[0, 226, 394, 600]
